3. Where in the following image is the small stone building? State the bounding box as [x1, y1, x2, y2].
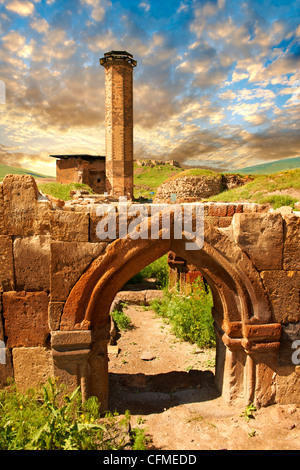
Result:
[50, 154, 106, 194]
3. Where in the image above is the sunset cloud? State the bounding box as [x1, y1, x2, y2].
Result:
[0, 0, 299, 176]
[5, 0, 35, 16]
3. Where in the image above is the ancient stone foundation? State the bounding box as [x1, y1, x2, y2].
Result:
[0, 175, 299, 409]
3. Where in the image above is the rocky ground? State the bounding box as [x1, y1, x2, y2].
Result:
[108, 304, 300, 451]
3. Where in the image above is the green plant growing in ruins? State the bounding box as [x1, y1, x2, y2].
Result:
[111, 308, 133, 331]
[0, 378, 145, 450]
[240, 403, 257, 422]
[151, 278, 215, 349]
[129, 254, 169, 289]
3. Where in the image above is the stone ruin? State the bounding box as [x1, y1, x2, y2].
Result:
[155, 173, 253, 203]
[0, 174, 299, 410]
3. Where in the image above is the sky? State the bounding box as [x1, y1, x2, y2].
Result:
[0, 0, 299, 176]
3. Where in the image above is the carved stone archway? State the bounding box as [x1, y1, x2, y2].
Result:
[52, 216, 281, 409]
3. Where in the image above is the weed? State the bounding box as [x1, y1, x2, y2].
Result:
[0, 378, 146, 450]
[240, 403, 257, 422]
[111, 309, 133, 331]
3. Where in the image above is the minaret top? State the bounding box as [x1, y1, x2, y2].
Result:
[100, 50, 137, 68]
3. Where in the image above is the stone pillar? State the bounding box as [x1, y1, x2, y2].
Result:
[51, 331, 92, 402]
[100, 51, 137, 199]
[214, 319, 282, 406]
[167, 251, 188, 292]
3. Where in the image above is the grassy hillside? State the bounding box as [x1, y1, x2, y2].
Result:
[164, 168, 220, 182]
[237, 156, 300, 175]
[207, 169, 300, 209]
[134, 161, 182, 198]
[2, 160, 299, 210]
[38, 182, 94, 201]
[0, 164, 49, 180]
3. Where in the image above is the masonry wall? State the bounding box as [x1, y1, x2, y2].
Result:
[57, 157, 106, 194]
[0, 175, 299, 405]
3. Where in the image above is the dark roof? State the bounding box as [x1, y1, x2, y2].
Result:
[50, 154, 105, 161]
[105, 50, 133, 58]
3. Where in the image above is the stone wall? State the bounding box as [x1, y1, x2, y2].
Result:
[57, 157, 106, 194]
[0, 175, 299, 407]
[155, 173, 253, 202]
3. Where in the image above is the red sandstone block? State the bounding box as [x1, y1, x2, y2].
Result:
[208, 204, 227, 217]
[227, 205, 236, 217]
[2, 291, 50, 348]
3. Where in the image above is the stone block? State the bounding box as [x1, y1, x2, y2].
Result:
[233, 213, 283, 270]
[2, 291, 50, 347]
[48, 301, 65, 331]
[13, 235, 51, 291]
[218, 216, 233, 228]
[0, 347, 14, 387]
[2, 174, 50, 236]
[51, 330, 92, 351]
[275, 366, 300, 404]
[0, 235, 14, 291]
[243, 323, 282, 342]
[0, 183, 4, 234]
[261, 270, 300, 323]
[208, 204, 227, 217]
[50, 241, 106, 301]
[226, 205, 236, 217]
[12, 347, 54, 391]
[283, 214, 300, 270]
[204, 216, 219, 227]
[50, 210, 89, 242]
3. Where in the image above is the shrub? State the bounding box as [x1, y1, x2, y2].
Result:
[151, 278, 215, 348]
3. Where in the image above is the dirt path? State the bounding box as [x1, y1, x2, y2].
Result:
[108, 305, 300, 450]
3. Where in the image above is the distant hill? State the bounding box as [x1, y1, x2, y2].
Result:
[0, 164, 50, 180]
[237, 157, 300, 175]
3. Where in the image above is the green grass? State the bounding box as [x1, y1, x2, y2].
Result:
[237, 156, 300, 175]
[0, 378, 146, 450]
[0, 164, 49, 181]
[134, 162, 182, 198]
[151, 278, 215, 349]
[164, 168, 221, 182]
[129, 254, 169, 289]
[38, 182, 94, 201]
[206, 169, 300, 209]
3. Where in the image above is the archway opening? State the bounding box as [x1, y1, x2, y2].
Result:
[107, 253, 220, 415]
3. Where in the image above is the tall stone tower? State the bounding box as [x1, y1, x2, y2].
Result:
[100, 51, 137, 199]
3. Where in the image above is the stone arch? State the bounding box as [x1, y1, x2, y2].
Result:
[61, 220, 271, 331]
[52, 215, 281, 409]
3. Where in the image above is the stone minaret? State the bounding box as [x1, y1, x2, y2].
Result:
[100, 51, 137, 199]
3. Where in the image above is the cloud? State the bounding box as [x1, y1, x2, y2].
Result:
[139, 2, 150, 12]
[2, 30, 26, 52]
[30, 18, 49, 34]
[5, 0, 35, 16]
[81, 0, 111, 22]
